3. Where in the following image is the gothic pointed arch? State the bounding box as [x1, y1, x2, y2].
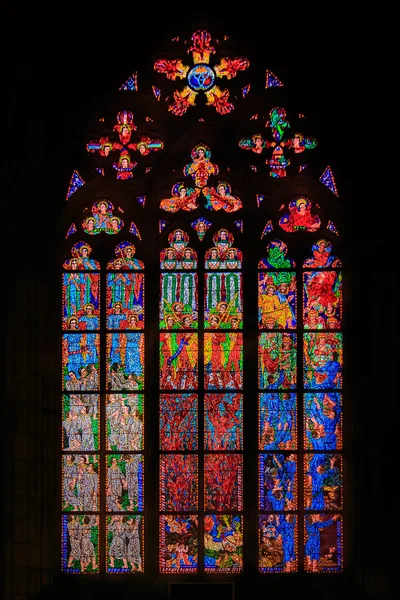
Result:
[59, 27, 347, 587]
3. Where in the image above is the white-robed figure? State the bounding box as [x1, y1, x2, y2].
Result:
[80, 515, 98, 572]
[63, 411, 82, 450]
[106, 396, 122, 449]
[126, 517, 142, 571]
[107, 457, 126, 510]
[80, 461, 98, 511]
[78, 406, 95, 450]
[118, 405, 135, 450]
[63, 455, 78, 509]
[108, 515, 129, 569]
[67, 515, 82, 568]
[128, 411, 143, 450]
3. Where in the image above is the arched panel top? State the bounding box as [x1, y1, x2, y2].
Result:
[106, 241, 144, 270]
[258, 239, 295, 269]
[205, 229, 242, 269]
[160, 229, 198, 270]
[279, 197, 321, 233]
[63, 241, 100, 270]
[82, 200, 124, 235]
[303, 239, 341, 268]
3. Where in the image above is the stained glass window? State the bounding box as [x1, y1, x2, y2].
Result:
[62, 241, 145, 573]
[258, 234, 343, 573]
[60, 27, 345, 581]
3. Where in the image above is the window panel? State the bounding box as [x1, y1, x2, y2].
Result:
[258, 453, 297, 511]
[62, 514, 99, 574]
[160, 454, 198, 511]
[106, 272, 145, 329]
[258, 514, 298, 573]
[303, 332, 343, 389]
[159, 332, 198, 390]
[204, 332, 243, 390]
[304, 513, 343, 572]
[304, 453, 343, 511]
[62, 332, 100, 390]
[62, 272, 100, 330]
[303, 270, 342, 329]
[106, 515, 144, 573]
[204, 515, 243, 573]
[62, 454, 99, 512]
[258, 392, 297, 451]
[204, 272, 243, 329]
[106, 393, 144, 451]
[160, 515, 198, 573]
[160, 272, 198, 329]
[258, 271, 297, 329]
[204, 454, 243, 511]
[258, 333, 297, 389]
[62, 394, 99, 451]
[160, 393, 198, 451]
[106, 332, 145, 390]
[106, 454, 144, 512]
[304, 392, 342, 450]
[204, 393, 243, 450]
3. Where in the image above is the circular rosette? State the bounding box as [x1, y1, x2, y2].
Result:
[187, 64, 215, 91]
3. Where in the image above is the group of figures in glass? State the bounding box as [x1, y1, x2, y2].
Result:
[62, 241, 145, 573]
[61, 225, 343, 573]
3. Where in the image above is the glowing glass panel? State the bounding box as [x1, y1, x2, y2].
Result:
[304, 453, 343, 511]
[106, 454, 144, 511]
[204, 454, 243, 511]
[160, 272, 198, 329]
[259, 393, 297, 451]
[259, 514, 297, 572]
[82, 200, 123, 235]
[303, 239, 340, 269]
[160, 515, 198, 573]
[62, 454, 99, 511]
[204, 332, 243, 390]
[106, 272, 145, 329]
[259, 453, 297, 511]
[159, 332, 198, 390]
[303, 333, 343, 389]
[204, 515, 243, 573]
[106, 241, 144, 270]
[106, 515, 143, 573]
[62, 333, 100, 389]
[106, 394, 144, 451]
[304, 392, 342, 450]
[259, 239, 295, 269]
[303, 271, 342, 329]
[62, 273, 100, 330]
[160, 454, 198, 511]
[106, 333, 144, 390]
[204, 393, 243, 450]
[204, 273, 242, 329]
[258, 333, 297, 389]
[61, 514, 99, 573]
[62, 394, 99, 451]
[160, 393, 198, 450]
[258, 271, 296, 329]
[304, 514, 343, 572]
[279, 197, 321, 232]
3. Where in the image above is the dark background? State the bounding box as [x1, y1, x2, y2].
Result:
[4, 6, 395, 600]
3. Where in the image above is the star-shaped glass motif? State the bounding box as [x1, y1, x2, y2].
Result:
[154, 30, 249, 116]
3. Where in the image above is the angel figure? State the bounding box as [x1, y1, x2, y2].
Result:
[203, 182, 242, 213]
[160, 182, 201, 213]
[183, 144, 219, 188]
